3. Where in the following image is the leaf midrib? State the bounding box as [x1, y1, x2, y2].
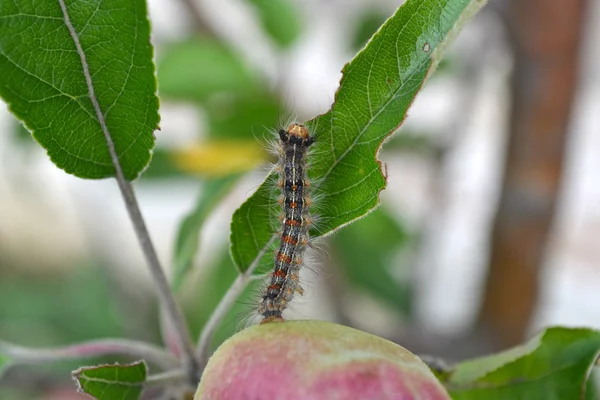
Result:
[1, 2, 145, 169]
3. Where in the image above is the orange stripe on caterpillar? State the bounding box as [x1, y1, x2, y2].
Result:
[281, 235, 298, 245]
[284, 219, 302, 227]
[273, 269, 287, 278]
[276, 253, 292, 263]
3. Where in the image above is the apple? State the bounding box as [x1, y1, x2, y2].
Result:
[195, 320, 450, 400]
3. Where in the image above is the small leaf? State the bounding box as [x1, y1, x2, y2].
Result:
[230, 0, 487, 272]
[0, 0, 159, 179]
[441, 327, 600, 400]
[72, 361, 147, 400]
[244, 0, 303, 48]
[172, 175, 241, 291]
[157, 39, 257, 102]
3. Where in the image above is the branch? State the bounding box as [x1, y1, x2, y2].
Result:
[0, 339, 179, 371]
[196, 236, 275, 370]
[58, 0, 199, 384]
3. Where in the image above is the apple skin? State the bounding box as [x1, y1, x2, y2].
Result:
[195, 320, 450, 400]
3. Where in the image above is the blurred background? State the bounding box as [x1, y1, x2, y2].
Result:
[1, 0, 599, 398]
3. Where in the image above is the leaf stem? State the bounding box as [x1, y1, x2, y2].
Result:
[145, 369, 187, 386]
[196, 235, 275, 371]
[57, 0, 199, 384]
[0, 339, 178, 371]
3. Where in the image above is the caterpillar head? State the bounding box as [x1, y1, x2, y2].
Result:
[279, 124, 315, 147]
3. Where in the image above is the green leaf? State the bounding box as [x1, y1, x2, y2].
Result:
[441, 327, 600, 400]
[0, 0, 159, 179]
[157, 39, 257, 103]
[230, 0, 487, 272]
[245, 0, 302, 48]
[331, 207, 412, 314]
[72, 361, 146, 400]
[172, 175, 241, 291]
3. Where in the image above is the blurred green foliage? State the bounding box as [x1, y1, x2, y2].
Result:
[182, 249, 260, 352]
[332, 207, 413, 315]
[351, 10, 388, 51]
[158, 39, 257, 103]
[244, 0, 302, 49]
[0, 267, 125, 346]
[11, 120, 34, 145]
[383, 129, 438, 155]
[141, 148, 190, 180]
[205, 92, 282, 140]
[172, 175, 241, 291]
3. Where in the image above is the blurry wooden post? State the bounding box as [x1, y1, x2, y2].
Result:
[476, 0, 587, 348]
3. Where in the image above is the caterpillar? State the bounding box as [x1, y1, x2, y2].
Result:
[258, 123, 315, 323]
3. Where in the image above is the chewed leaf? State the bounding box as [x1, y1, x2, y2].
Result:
[0, 0, 159, 179]
[72, 361, 147, 400]
[230, 0, 487, 272]
[440, 327, 600, 400]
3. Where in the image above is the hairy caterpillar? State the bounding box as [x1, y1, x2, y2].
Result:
[258, 123, 315, 323]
